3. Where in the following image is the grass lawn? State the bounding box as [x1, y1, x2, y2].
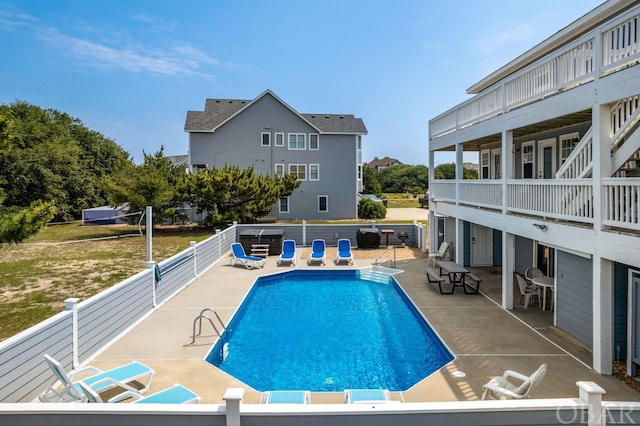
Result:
[384, 193, 423, 208]
[0, 226, 213, 341]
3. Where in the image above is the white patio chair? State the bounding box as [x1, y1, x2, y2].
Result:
[428, 242, 449, 267]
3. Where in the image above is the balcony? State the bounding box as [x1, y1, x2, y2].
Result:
[430, 178, 640, 232]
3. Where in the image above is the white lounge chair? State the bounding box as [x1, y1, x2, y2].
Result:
[307, 239, 326, 265]
[39, 354, 154, 403]
[261, 390, 310, 404]
[481, 364, 547, 400]
[344, 389, 398, 403]
[230, 242, 265, 269]
[335, 238, 354, 265]
[428, 241, 449, 267]
[278, 239, 296, 266]
[80, 382, 201, 404]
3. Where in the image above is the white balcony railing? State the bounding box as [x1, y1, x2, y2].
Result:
[430, 7, 640, 140]
[603, 178, 640, 230]
[432, 178, 640, 232]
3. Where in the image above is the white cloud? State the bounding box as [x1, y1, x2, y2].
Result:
[0, 8, 37, 31]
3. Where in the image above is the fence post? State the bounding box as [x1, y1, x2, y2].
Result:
[147, 261, 157, 307]
[302, 220, 307, 246]
[190, 241, 197, 277]
[64, 298, 80, 368]
[224, 387, 244, 426]
[577, 381, 606, 426]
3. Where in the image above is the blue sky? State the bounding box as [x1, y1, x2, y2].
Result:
[0, 0, 604, 165]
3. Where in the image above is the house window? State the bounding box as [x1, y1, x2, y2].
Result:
[522, 141, 534, 178]
[289, 164, 307, 180]
[309, 134, 319, 150]
[560, 132, 580, 165]
[275, 132, 284, 147]
[492, 149, 502, 179]
[318, 195, 328, 212]
[275, 164, 284, 177]
[481, 150, 490, 179]
[261, 132, 271, 147]
[357, 164, 362, 180]
[279, 196, 289, 213]
[288, 133, 306, 150]
[309, 164, 319, 181]
[192, 164, 207, 173]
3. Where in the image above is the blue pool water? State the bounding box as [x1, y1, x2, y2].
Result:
[206, 269, 454, 392]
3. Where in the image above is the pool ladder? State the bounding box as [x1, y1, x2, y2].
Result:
[374, 246, 397, 268]
[191, 308, 229, 360]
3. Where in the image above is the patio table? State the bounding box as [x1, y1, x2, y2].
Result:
[531, 275, 554, 311]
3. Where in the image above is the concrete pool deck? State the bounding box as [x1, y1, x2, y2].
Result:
[88, 246, 640, 404]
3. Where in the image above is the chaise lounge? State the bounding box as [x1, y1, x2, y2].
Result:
[230, 242, 266, 269]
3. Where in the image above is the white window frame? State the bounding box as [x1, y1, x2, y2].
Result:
[288, 164, 307, 180]
[279, 196, 289, 213]
[521, 141, 535, 179]
[261, 132, 271, 147]
[309, 164, 320, 181]
[559, 132, 580, 165]
[288, 133, 306, 150]
[491, 148, 502, 179]
[274, 132, 284, 147]
[274, 163, 285, 177]
[357, 164, 362, 180]
[309, 134, 319, 150]
[318, 195, 328, 212]
[480, 150, 490, 180]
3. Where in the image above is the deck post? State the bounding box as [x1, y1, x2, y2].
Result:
[224, 387, 245, 426]
[578, 381, 606, 426]
[64, 298, 79, 369]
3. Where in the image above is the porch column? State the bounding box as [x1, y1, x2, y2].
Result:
[455, 218, 464, 264]
[428, 209, 436, 252]
[593, 255, 613, 374]
[502, 232, 514, 309]
[455, 144, 463, 206]
[502, 130, 512, 215]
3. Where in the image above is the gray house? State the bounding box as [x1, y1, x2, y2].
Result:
[184, 90, 367, 220]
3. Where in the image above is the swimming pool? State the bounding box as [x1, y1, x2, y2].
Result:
[205, 269, 454, 392]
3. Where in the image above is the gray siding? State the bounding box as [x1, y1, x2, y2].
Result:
[189, 93, 358, 220]
[557, 251, 593, 347]
[515, 236, 534, 275]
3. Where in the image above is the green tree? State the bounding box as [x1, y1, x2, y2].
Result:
[378, 164, 429, 193]
[181, 165, 300, 226]
[103, 147, 183, 225]
[357, 198, 386, 219]
[0, 188, 56, 243]
[0, 102, 131, 221]
[362, 163, 382, 195]
[434, 163, 479, 179]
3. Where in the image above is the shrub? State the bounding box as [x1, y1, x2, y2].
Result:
[358, 198, 387, 219]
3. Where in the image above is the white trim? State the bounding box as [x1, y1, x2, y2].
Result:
[537, 137, 556, 179]
[279, 196, 290, 213]
[491, 148, 502, 179]
[260, 132, 271, 147]
[288, 133, 306, 150]
[309, 164, 320, 181]
[288, 164, 307, 180]
[274, 132, 284, 147]
[318, 195, 328, 212]
[309, 133, 319, 150]
[521, 141, 535, 179]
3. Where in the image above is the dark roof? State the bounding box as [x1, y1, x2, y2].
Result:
[367, 156, 402, 168]
[184, 90, 367, 135]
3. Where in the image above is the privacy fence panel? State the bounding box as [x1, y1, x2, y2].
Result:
[78, 270, 154, 363]
[0, 312, 73, 402]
